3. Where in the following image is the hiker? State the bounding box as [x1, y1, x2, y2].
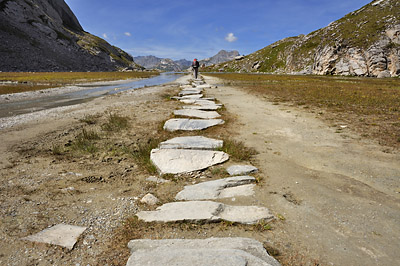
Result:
[192, 58, 200, 79]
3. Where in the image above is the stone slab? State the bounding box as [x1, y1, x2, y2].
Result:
[194, 84, 212, 89]
[159, 136, 223, 150]
[227, 165, 259, 176]
[136, 201, 273, 224]
[127, 238, 281, 266]
[21, 224, 87, 250]
[183, 105, 222, 111]
[174, 109, 221, 119]
[175, 176, 256, 200]
[163, 119, 224, 131]
[180, 99, 217, 105]
[150, 149, 229, 174]
[179, 89, 202, 96]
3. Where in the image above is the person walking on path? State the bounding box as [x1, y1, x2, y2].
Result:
[192, 58, 200, 79]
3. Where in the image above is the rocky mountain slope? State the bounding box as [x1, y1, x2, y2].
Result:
[0, 0, 141, 71]
[200, 50, 240, 66]
[211, 0, 399, 77]
[133, 56, 191, 71]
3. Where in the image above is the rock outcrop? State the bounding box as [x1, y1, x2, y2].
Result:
[0, 0, 141, 71]
[200, 50, 240, 66]
[211, 0, 400, 77]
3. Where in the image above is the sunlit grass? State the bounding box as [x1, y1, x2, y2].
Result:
[206, 73, 400, 148]
[0, 71, 159, 95]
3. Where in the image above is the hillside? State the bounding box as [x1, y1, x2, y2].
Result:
[0, 0, 142, 71]
[209, 0, 400, 77]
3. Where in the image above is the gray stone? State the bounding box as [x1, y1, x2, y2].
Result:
[227, 165, 259, 176]
[179, 89, 202, 96]
[174, 109, 221, 119]
[180, 99, 218, 105]
[140, 193, 159, 205]
[180, 94, 204, 99]
[146, 176, 170, 183]
[163, 119, 224, 131]
[194, 84, 212, 89]
[159, 136, 223, 150]
[175, 176, 256, 200]
[183, 105, 222, 111]
[136, 201, 273, 224]
[21, 224, 87, 250]
[150, 149, 229, 174]
[127, 238, 281, 266]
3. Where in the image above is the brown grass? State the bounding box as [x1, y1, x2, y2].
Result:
[0, 71, 159, 95]
[206, 73, 400, 149]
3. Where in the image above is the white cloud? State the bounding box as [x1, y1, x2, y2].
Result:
[225, 32, 238, 42]
[102, 33, 108, 39]
[124, 32, 132, 37]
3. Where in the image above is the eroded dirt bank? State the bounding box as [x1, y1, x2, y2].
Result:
[204, 75, 400, 265]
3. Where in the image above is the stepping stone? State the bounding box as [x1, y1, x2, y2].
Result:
[175, 176, 256, 201]
[227, 165, 259, 176]
[150, 149, 229, 174]
[127, 238, 281, 266]
[179, 89, 202, 96]
[174, 109, 221, 119]
[163, 119, 224, 131]
[171, 94, 203, 100]
[136, 201, 273, 224]
[180, 99, 217, 105]
[159, 136, 223, 150]
[183, 105, 222, 111]
[21, 224, 87, 250]
[146, 176, 170, 183]
[194, 84, 212, 89]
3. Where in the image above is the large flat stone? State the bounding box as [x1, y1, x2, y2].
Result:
[21, 224, 87, 250]
[227, 165, 259, 176]
[175, 176, 256, 200]
[163, 119, 224, 131]
[136, 201, 273, 224]
[127, 238, 281, 266]
[159, 136, 223, 150]
[174, 109, 221, 119]
[194, 84, 212, 89]
[183, 105, 222, 111]
[180, 99, 218, 105]
[150, 149, 229, 174]
[179, 89, 202, 96]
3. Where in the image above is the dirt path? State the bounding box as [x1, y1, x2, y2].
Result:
[204, 75, 400, 266]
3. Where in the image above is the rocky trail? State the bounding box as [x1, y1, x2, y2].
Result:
[0, 74, 399, 265]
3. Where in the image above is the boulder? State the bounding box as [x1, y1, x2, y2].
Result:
[140, 193, 159, 205]
[150, 149, 229, 174]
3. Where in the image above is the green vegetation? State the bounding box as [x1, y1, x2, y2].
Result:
[206, 73, 400, 148]
[130, 138, 160, 174]
[70, 129, 101, 154]
[0, 71, 158, 95]
[101, 113, 130, 132]
[218, 138, 257, 161]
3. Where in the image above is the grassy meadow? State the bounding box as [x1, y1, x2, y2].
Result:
[205, 73, 400, 148]
[0, 71, 159, 95]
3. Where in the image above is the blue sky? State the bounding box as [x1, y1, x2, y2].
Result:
[65, 0, 372, 60]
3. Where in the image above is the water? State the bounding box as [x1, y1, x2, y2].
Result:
[0, 72, 183, 118]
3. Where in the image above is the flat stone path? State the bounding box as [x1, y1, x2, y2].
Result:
[127, 238, 280, 266]
[163, 118, 225, 131]
[136, 201, 274, 224]
[150, 149, 229, 174]
[227, 165, 259, 176]
[159, 136, 223, 150]
[173, 109, 221, 119]
[175, 176, 256, 200]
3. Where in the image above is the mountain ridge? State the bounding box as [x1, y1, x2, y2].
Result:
[209, 0, 400, 77]
[0, 0, 141, 72]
